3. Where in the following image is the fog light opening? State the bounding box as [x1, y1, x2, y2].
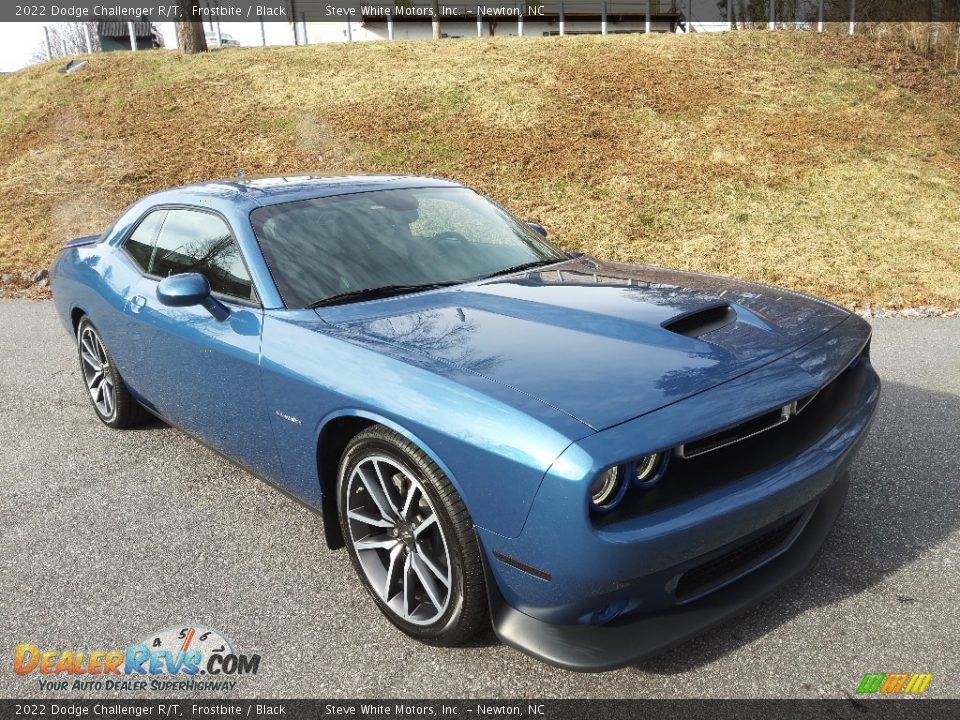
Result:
[591, 599, 628, 625]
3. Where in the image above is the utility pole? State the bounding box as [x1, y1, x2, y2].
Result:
[128, 21, 137, 51]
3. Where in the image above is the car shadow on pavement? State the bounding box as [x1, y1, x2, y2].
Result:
[119, 412, 506, 653]
[634, 380, 960, 674]
[128, 417, 166, 431]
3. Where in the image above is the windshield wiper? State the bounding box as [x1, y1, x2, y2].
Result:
[474, 259, 561, 281]
[307, 282, 458, 308]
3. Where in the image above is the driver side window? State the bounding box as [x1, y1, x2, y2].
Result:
[125, 208, 255, 302]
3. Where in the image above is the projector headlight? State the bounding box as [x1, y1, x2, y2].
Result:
[589, 465, 627, 511]
[633, 453, 665, 486]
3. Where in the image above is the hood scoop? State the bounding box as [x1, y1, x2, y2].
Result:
[662, 302, 737, 338]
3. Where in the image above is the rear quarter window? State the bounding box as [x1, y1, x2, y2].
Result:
[121, 210, 167, 272]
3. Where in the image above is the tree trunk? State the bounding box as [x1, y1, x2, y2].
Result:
[431, 0, 441, 40]
[928, 0, 942, 50]
[176, 0, 207, 53]
[955, 22, 959, 69]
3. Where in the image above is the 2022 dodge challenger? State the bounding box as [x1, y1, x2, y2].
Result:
[50, 175, 880, 671]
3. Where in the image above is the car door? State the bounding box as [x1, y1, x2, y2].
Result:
[121, 207, 282, 481]
[100, 207, 168, 397]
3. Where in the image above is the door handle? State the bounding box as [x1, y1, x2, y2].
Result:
[130, 295, 146, 313]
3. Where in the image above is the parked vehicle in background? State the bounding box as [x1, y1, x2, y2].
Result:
[205, 31, 241, 47]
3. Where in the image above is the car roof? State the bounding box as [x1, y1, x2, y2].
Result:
[145, 174, 465, 211]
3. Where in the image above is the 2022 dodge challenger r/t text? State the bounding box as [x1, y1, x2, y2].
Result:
[50, 175, 880, 671]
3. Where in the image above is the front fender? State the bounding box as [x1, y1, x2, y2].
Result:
[259, 310, 592, 539]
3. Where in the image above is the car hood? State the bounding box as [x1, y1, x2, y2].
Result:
[321, 258, 850, 431]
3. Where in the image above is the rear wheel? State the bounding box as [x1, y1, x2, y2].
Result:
[76, 316, 150, 429]
[337, 425, 488, 646]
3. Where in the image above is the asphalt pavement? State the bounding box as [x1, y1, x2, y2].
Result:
[1, 300, 958, 698]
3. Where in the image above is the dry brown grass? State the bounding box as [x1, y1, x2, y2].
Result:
[1, 31, 959, 307]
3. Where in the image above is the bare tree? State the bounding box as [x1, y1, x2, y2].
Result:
[175, 0, 207, 53]
[31, 22, 100, 63]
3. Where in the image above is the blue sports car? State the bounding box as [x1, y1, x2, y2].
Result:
[50, 175, 880, 671]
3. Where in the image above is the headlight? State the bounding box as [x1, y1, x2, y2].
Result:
[633, 453, 665, 486]
[590, 465, 627, 511]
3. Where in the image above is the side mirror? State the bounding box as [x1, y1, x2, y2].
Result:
[156, 273, 229, 321]
[527, 222, 548, 238]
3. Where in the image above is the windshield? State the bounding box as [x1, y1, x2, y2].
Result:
[250, 187, 564, 308]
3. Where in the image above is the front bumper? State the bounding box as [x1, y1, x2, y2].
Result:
[477, 315, 879, 670]
[486, 473, 849, 671]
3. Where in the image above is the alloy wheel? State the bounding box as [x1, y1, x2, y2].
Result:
[79, 326, 115, 419]
[345, 455, 453, 626]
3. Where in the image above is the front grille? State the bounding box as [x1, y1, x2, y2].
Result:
[680, 405, 791, 458]
[679, 386, 823, 460]
[592, 353, 869, 526]
[794, 389, 818, 414]
[674, 513, 802, 602]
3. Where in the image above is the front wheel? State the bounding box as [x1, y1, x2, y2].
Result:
[337, 426, 488, 646]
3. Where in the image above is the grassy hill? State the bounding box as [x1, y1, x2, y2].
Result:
[1, 31, 958, 308]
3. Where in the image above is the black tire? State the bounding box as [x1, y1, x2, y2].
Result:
[337, 425, 488, 646]
[76, 316, 151, 429]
